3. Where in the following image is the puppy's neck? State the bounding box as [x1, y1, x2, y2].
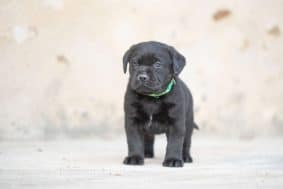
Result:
[143, 78, 176, 99]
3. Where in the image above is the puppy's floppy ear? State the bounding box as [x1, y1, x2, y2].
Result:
[123, 45, 136, 74]
[167, 46, 186, 76]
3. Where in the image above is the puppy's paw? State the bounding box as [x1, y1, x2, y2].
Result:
[123, 155, 144, 165]
[144, 151, 154, 158]
[183, 155, 193, 163]
[163, 158, 184, 167]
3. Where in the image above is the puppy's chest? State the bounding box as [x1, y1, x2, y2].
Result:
[131, 101, 175, 134]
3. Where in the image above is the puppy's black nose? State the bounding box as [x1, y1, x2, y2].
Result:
[137, 74, 149, 82]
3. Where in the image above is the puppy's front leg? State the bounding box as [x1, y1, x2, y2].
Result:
[123, 118, 144, 165]
[163, 121, 185, 167]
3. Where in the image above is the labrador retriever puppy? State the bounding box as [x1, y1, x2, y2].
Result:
[122, 41, 198, 167]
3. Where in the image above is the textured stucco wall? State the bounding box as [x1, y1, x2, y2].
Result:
[0, 0, 283, 140]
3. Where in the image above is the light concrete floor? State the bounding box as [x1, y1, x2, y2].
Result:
[0, 136, 283, 189]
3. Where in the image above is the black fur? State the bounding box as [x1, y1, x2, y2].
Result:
[123, 41, 198, 167]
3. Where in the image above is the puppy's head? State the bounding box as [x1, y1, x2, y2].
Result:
[123, 41, 186, 94]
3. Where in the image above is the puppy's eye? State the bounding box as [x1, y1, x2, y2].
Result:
[131, 61, 138, 67]
[154, 61, 162, 68]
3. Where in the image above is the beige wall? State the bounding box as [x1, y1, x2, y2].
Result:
[0, 0, 283, 140]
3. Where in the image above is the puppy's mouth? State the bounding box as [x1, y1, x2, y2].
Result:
[131, 80, 162, 94]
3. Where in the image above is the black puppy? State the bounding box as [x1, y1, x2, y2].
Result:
[122, 41, 198, 167]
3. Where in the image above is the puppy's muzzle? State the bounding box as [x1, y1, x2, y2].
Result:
[137, 74, 149, 82]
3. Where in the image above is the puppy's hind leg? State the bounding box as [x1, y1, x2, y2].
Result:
[144, 133, 155, 158]
[183, 124, 194, 163]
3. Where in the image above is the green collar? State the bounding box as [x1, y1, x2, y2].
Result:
[146, 79, 176, 98]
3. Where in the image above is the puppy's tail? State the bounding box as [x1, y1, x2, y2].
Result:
[193, 122, 199, 130]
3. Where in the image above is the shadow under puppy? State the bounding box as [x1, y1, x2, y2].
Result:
[123, 41, 198, 167]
